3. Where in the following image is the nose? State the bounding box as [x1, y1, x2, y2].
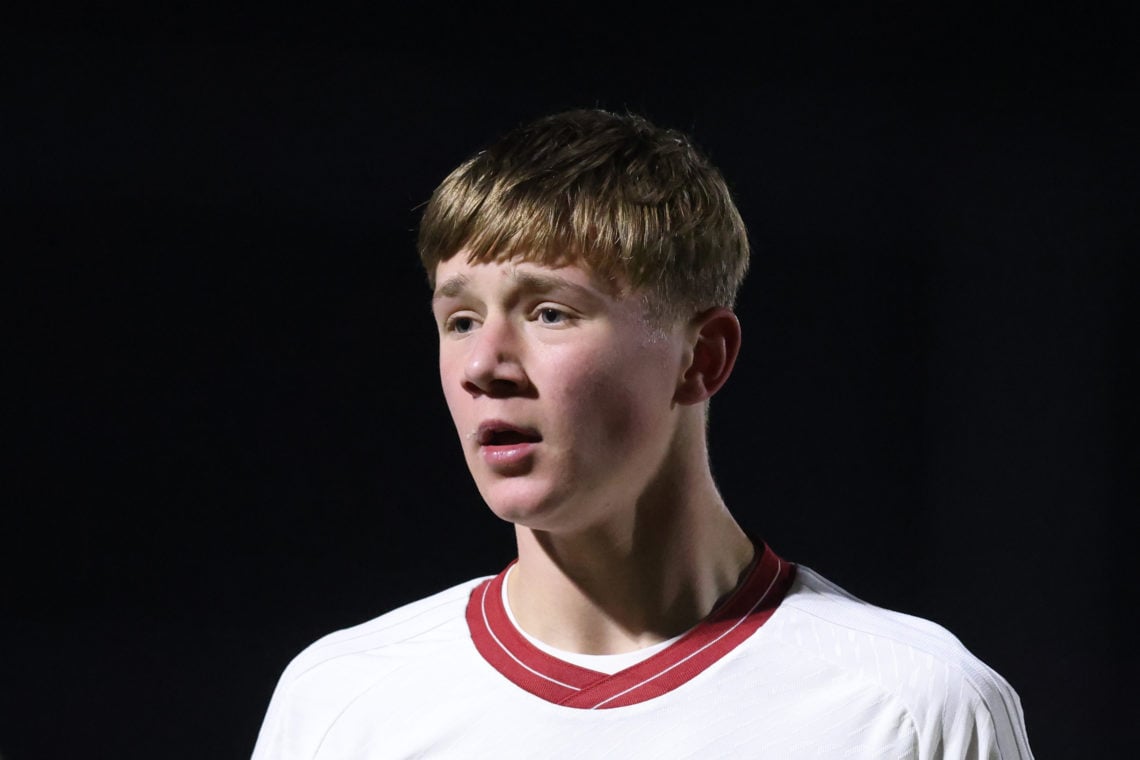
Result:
[462, 318, 530, 397]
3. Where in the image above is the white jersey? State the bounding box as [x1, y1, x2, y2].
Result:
[252, 544, 1032, 759]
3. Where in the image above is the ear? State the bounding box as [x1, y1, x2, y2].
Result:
[674, 307, 742, 406]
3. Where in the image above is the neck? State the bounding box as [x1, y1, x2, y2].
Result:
[508, 433, 754, 655]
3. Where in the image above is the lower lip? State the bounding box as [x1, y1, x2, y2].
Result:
[481, 442, 538, 469]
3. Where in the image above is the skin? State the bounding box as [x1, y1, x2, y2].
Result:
[432, 253, 754, 655]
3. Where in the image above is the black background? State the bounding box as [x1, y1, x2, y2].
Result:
[5, 6, 1137, 758]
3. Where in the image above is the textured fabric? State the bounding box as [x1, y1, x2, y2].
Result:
[252, 559, 1033, 759]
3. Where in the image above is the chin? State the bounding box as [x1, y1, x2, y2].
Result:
[477, 478, 568, 529]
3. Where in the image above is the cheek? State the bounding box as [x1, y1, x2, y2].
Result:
[561, 356, 673, 451]
[439, 358, 469, 427]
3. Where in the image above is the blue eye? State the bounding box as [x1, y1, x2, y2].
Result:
[538, 308, 566, 324]
[449, 316, 475, 333]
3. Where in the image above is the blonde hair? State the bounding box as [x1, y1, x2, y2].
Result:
[417, 109, 750, 317]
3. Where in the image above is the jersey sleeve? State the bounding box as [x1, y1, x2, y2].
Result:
[921, 656, 1033, 759]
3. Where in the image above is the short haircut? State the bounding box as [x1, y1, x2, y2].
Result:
[418, 109, 750, 317]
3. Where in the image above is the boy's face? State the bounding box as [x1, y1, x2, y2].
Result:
[431, 254, 690, 533]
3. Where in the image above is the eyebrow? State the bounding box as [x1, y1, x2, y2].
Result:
[510, 271, 595, 299]
[433, 274, 469, 302]
[432, 270, 600, 303]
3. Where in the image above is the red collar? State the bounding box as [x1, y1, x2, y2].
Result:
[465, 542, 795, 709]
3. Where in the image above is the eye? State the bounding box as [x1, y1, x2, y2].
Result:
[445, 315, 478, 334]
[535, 307, 570, 326]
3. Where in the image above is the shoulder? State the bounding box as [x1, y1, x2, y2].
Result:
[252, 576, 488, 760]
[765, 565, 1033, 758]
[777, 565, 980, 661]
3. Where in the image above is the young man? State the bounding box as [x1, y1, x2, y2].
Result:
[253, 110, 1033, 758]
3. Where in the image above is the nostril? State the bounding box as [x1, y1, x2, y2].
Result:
[461, 378, 487, 397]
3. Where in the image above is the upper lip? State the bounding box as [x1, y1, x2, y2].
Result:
[476, 420, 542, 446]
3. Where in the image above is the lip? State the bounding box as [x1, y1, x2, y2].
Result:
[476, 420, 541, 472]
[476, 419, 542, 445]
[480, 440, 538, 469]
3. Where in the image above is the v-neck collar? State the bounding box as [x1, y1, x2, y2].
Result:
[465, 541, 795, 709]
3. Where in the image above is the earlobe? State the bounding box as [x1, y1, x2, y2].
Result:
[674, 308, 742, 406]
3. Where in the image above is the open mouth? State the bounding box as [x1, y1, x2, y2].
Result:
[477, 422, 542, 446]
